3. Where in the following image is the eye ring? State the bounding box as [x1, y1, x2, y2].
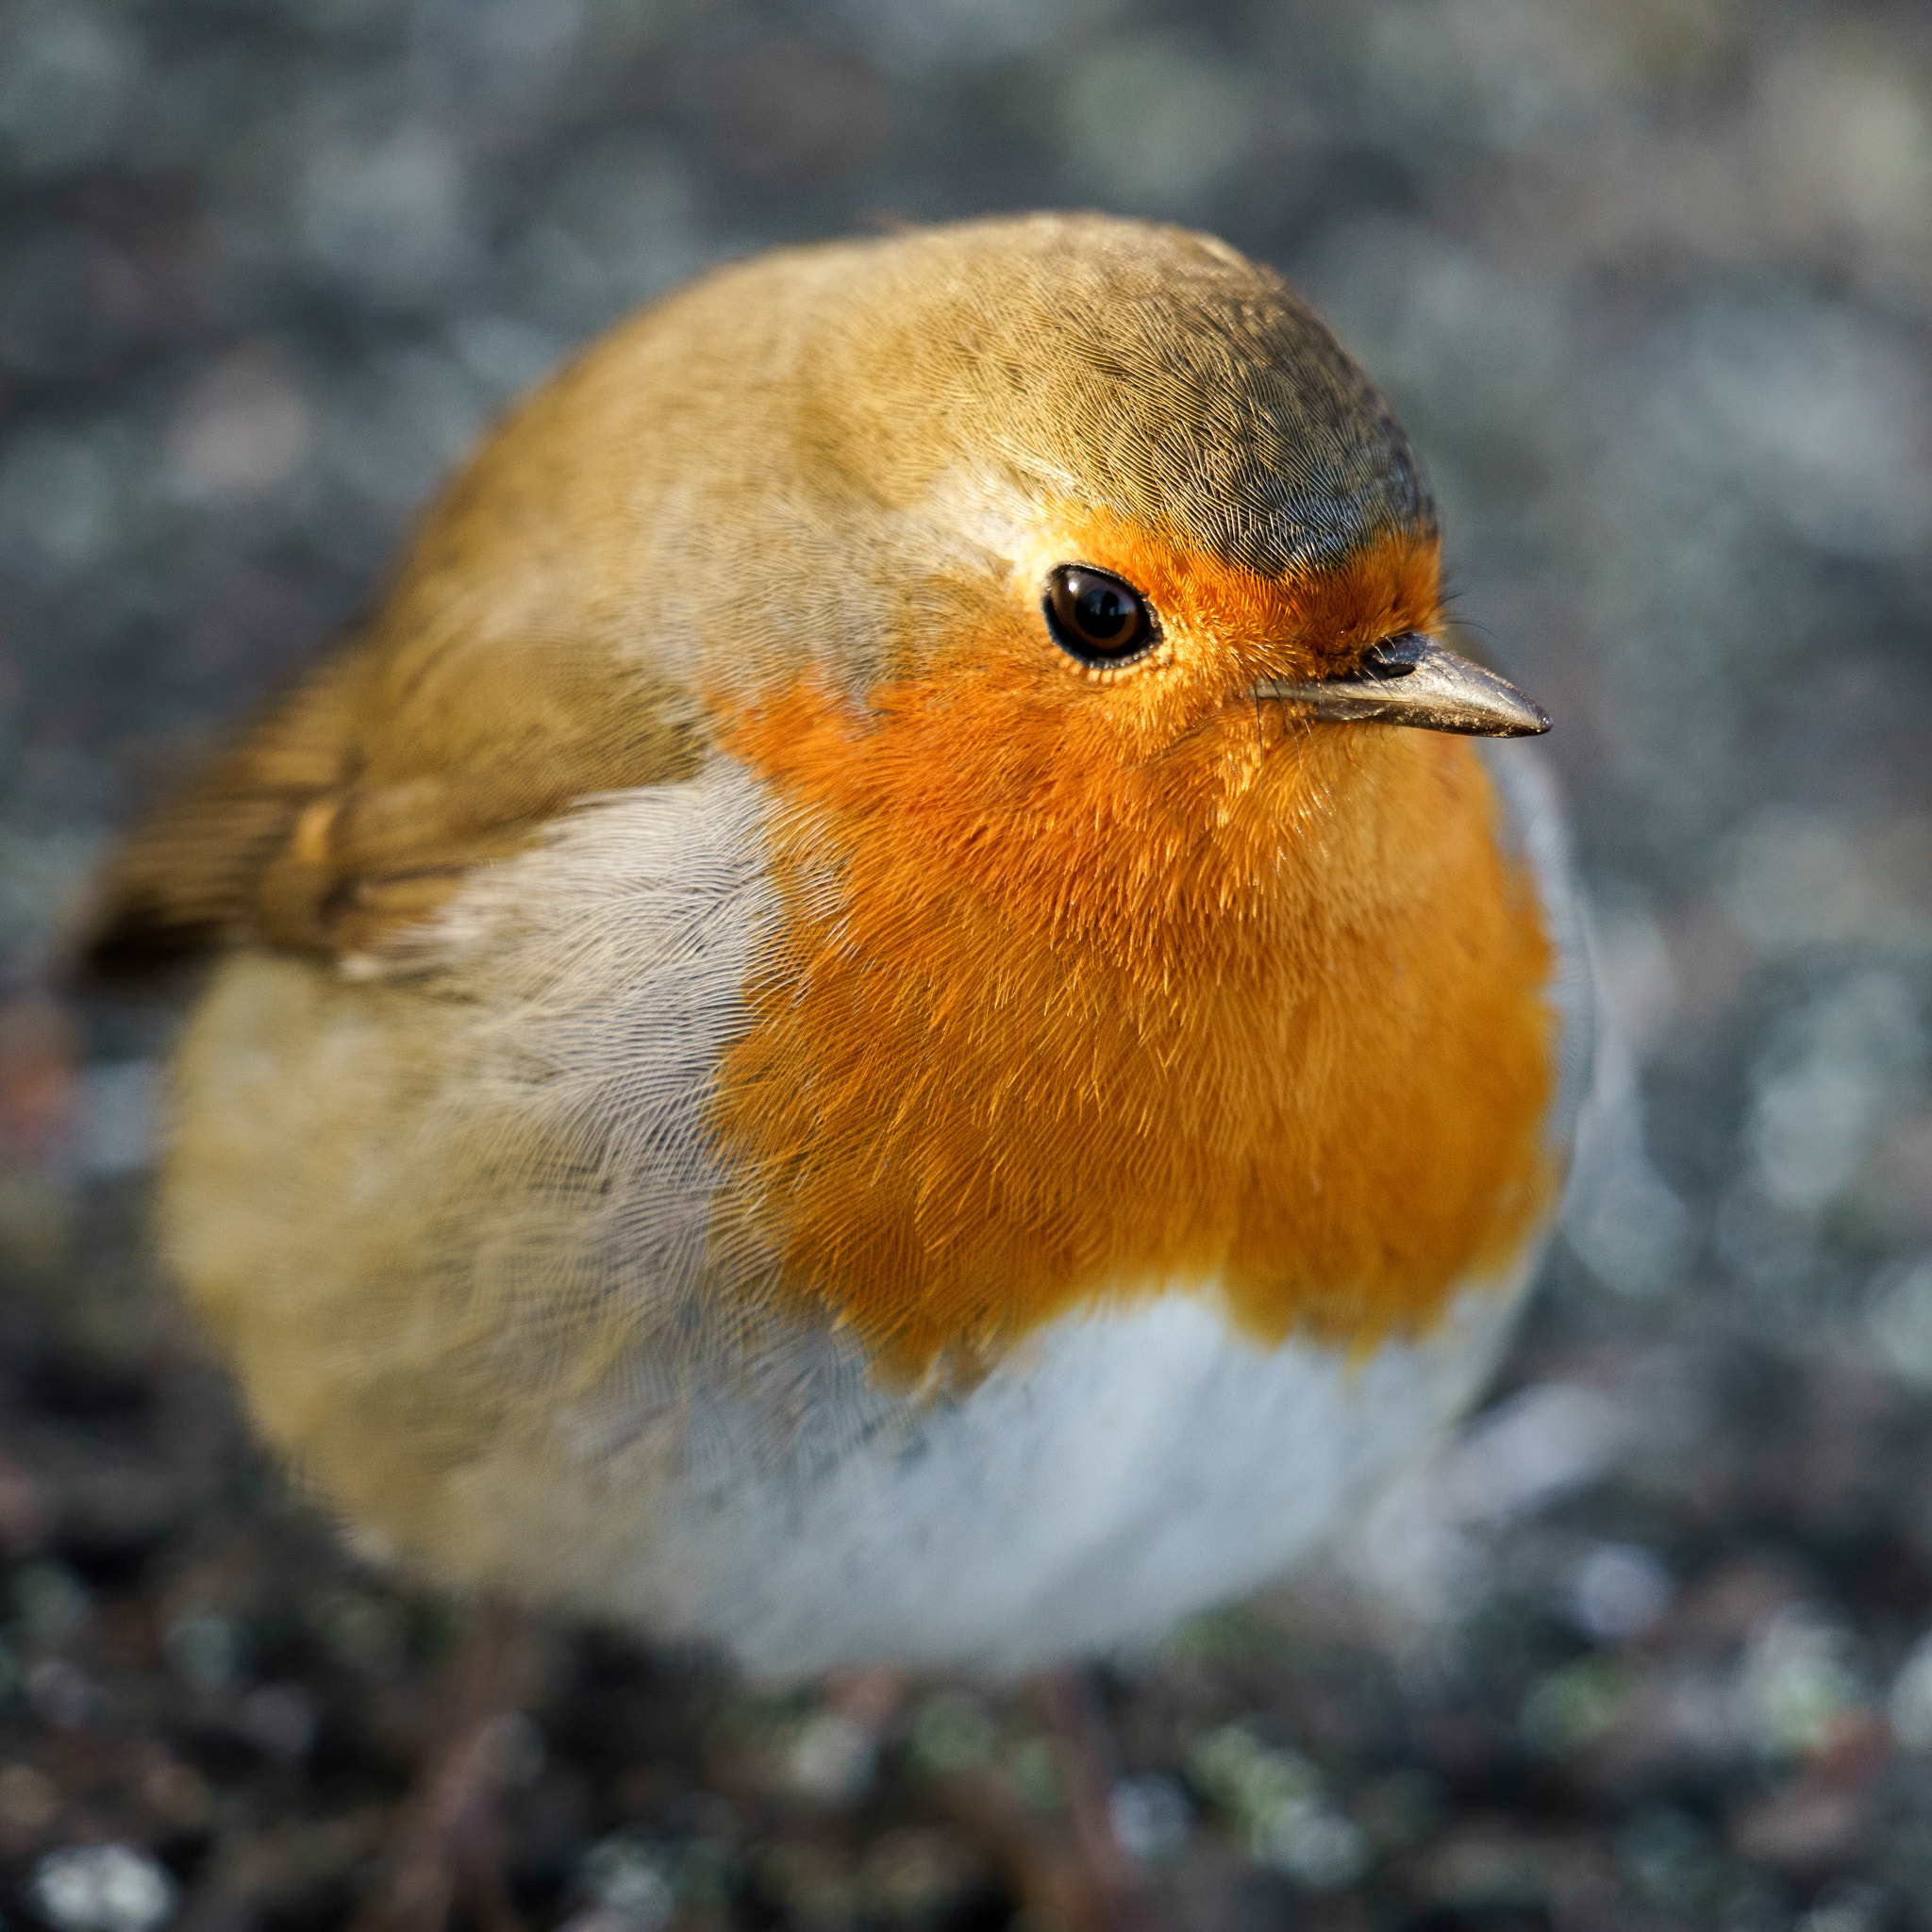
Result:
[1042, 564, 1158, 666]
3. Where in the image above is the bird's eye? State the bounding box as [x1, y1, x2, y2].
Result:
[1042, 565, 1157, 665]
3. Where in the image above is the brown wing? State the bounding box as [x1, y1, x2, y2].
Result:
[80, 626, 707, 973]
[81, 234, 841, 975]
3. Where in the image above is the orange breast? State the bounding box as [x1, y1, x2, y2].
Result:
[708, 545, 1557, 1384]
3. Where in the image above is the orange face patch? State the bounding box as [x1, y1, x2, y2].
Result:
[707, 524, 1556, 1381]
[1022, 508, 1449, 690]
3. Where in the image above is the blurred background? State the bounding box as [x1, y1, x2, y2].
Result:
[1, 0, 1930, 1926]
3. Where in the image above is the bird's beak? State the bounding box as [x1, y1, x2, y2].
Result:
[1250, 633, 1550, 739]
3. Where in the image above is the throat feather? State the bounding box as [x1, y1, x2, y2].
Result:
[709, 675, 1556, 1380]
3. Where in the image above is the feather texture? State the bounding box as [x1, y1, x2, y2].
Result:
[89, 213, 1588, 1671]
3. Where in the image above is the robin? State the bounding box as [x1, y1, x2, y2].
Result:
[86, 211, 1591, 1917]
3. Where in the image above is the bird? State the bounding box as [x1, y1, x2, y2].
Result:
[85, 211, 1591, 1919]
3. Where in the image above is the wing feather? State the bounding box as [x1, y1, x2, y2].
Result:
[80, 629, 708, 971]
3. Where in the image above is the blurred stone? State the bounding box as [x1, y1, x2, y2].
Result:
[521, 135, 701, 322]
[1646, 299, 1932, 562]
[1357, 0, 1624, 158]
[1346, 1382, 1631, 1624]
[297, 121, 475, 306]
[162, 1611, 252, 1693]
[0, 1173, 76, 1281]
[30, 1843, 179, 1932]
[1590, 882, 1678, 1058]
[0, 8, 139, 178]
[908, 1690, 996, 1775]
[1796, 1879, 1893, 1932]
[1729, 1776, 1867, 1872]
[1616, 1806, 1732, 1914]
[0, 228, 95, 378]
[750, 1838, 853, 1923]
[0, 425, 125, 584]
[557, 1912, 645, 1932]
[311, 1591, 408, 1678]
[821, 1662, 908, 1732]
[482, 1709, 547, 1789]
[829, 0, 1090, 77]
[706, 39, 891, 182]
[1864, 1255, 1932, 1391]
[856, 1825, 989, 1916]
[1296, 220, 1563, 491]
[238, 1682, 321, 1759]
[1060, 36, 1255, 212]
[1520, 1655, 1629, 1757]
[194, 1809, 390, 1913]
[166, 351, 311, 502]
[1569, 1541, 1674, 1642]
[1746, 971, 1926, 1218]
[1188, 1724, 1368, 1889]
[1676, 1553, 1807, 1645]
[1867, 818, 1932, 930]
[1721, 809, 1902, 959]
[786, 1709, 876, 1806]
[0, 1453, 50, 1553]
[1737, 1605, 1872, 1762]
[26, 1658, 100, 1731]
[1584, 1662, 1740, 1779]
[1439, 1383, 1628, 1525]
[1874, 1115, 1932, 1241]
[1886, 1628, 1932, 1750]
[1756, 37, 1932, 285]
[447, 313, 563, 400]
[139, 1754, 211, 1831]
[1001, 1734, 1062, 1813]
[15, 1558, 92, 1647]
[1353, 1767, 1445, 1852]
[1257, 1800, 1370, 1890]
[1811, 1709, 1893, 1790]
[1563, 1030, 1691, 1299]
[322, 348, 488, 512]
[414, 0, 585, 119]
[1660, 897, 1754, 1026]
[1715, 1180, 1822, 1302]
[577, 1829, 677, 1930]
[0, 1760, 59, 1831]
[1417, 1822, 1615, 1914]
[1108, 1775, 1192, 1865]
[0, 996, 77, 1171]
[77, 1060, 158, 1178]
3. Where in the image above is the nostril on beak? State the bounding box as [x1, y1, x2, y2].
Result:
[1353, 635, 1424, 681]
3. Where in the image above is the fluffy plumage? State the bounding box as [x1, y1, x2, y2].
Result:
[85, 213, 1589, 1672]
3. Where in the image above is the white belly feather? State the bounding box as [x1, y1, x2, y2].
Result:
[627, 1274, 1534, 1676]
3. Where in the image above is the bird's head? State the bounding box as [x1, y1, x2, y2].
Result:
[430, 213, 1544, 956]
[400, 214, 1551, 1373]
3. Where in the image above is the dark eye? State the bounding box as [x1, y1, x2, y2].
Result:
[1042, 565, 1156, 665]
